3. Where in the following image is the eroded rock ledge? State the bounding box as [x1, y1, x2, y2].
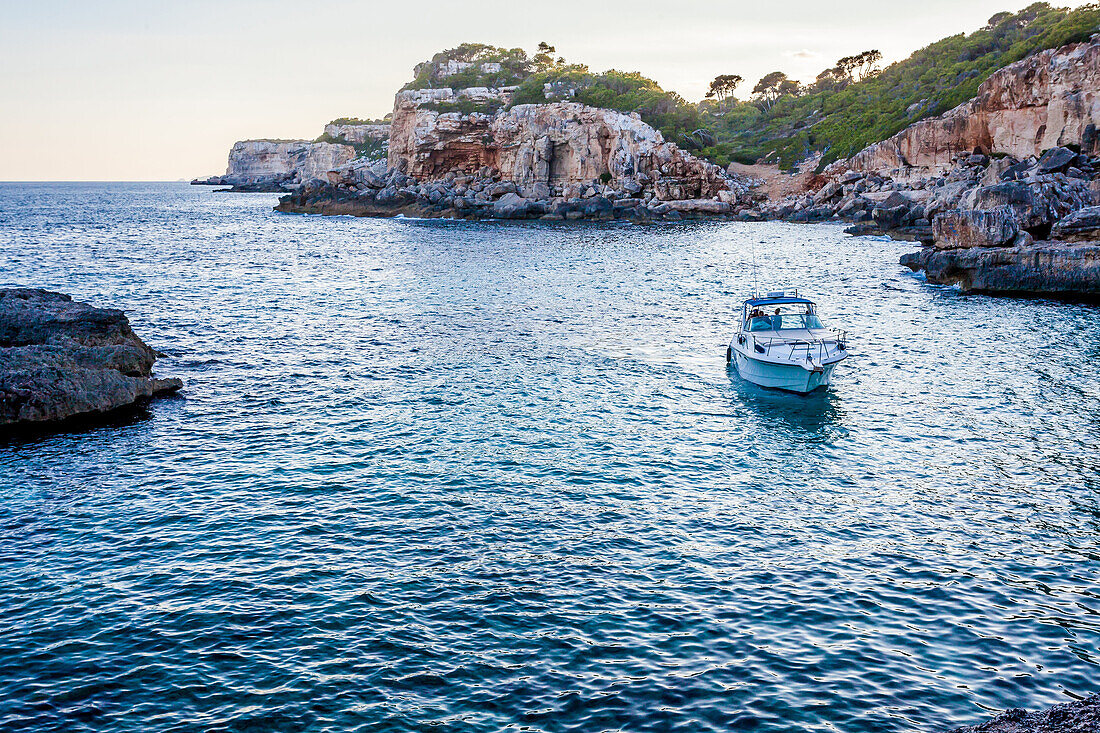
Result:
[901, 239, 1100, 297]
[947, 694, 1099, 733]
[0, 289, 181, 432]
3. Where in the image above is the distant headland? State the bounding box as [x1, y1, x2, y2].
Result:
[194, 4, 1100, 298]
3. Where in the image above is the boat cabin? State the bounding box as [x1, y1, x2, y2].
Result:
[742, 293, 823, 333]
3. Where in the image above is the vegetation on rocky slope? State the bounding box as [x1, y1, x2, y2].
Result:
[326, 117, 389, 126]
[402, 43, 533, 90]
[716, 1, 1100, 169]
[402, 3, 1099, 171]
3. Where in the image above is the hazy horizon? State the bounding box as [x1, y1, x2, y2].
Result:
[1, 0, 1075, 181]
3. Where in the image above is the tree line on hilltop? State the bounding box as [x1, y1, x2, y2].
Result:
[398, 2, 1100, 170]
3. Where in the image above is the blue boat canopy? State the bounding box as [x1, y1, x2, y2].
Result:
[744, 295, 814, 307]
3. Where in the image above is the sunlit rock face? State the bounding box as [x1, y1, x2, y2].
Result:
[224, 140, 355, 186]
[387, 92, 732, 200]
[830, 39, 1100, 178]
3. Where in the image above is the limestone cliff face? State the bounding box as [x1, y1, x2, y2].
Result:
[387, 91, 731, 200]
[322, 123, 390, 144]
[225, 140, 355, 186]
[833, 40, 1100, 178]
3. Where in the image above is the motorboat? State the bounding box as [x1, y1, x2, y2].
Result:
[726, 291, 848, 393]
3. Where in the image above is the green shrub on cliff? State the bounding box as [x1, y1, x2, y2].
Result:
[313, 133, 387, 160]
[510, 68, 707, 147]
[403, 44, 532, 90]
[328, 116, 389, 126]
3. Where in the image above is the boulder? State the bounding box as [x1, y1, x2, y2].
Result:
[0, 289, 181, 430]
[665, 199, 731, 215]
[835, 196, 865, 217]
[582, 196, 614, 218]
[491, 192, 531, 219]
[486, 181, 518, 198]
[969, 182, 1051, 231]
[1037, 146, 1077, 173]
[871, 204, 911, 231]
[812, 180, 842, 205]
[981, 158, 1015, 186]
[845, 222, 880, 236]
[519, 182, 551, 200]
[932, 208, 1020, 249]
[1051, 205, 1100, 241]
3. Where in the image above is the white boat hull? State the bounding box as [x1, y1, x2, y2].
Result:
[733, 351, 837, 393]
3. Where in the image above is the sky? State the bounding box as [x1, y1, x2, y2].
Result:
[0, 0, 1068, 180]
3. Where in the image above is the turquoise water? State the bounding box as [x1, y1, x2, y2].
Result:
[0, 182, 1097, 732]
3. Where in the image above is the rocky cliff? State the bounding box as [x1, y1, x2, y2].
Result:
[830, 40, 1100, 180]
[386, 92, 732, 201]
[194, 140, 356, 191]
[227, 140, 354, 188]
[0, 289, 181, 431]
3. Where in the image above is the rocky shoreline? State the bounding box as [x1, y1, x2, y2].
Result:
[201, 36, 1100, 298]
[275, 160, 739, 222]
[947, 694, 1099, 733]
[0, 289, 181, 434]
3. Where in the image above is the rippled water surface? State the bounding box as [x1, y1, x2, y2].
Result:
[1, 182, 1098, 732]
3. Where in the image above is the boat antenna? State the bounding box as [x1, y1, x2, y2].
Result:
[751, 239, 759, 298]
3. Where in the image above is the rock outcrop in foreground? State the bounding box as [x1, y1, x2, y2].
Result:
[0, 289, 181, 431]
[901, 239, 1100, 296]
[947, 694, 1099, 733]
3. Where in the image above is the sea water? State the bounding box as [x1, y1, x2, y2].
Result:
[0, 182, 1097, 732]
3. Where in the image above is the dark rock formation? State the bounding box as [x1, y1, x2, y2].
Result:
[932, 208, 1020, 249]
[901, 240, 1100, 296]
[1051, 206, 1100, 241]
[947, 694, 1099, 733]
[1036, 146, 1078, 174]
[0, 289, 181, 431]
[274, 164, 739, 223]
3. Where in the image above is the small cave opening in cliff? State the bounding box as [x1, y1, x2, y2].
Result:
[547, 142, 575, 185]
[1026, 222, 1054, 240]
[423, 144, 500, 178]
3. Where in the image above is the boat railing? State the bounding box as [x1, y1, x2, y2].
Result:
[746, 329, 848, 359]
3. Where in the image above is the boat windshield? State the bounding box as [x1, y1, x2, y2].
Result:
[745, 304, 824, 331]
[774, 314, 824, 330]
